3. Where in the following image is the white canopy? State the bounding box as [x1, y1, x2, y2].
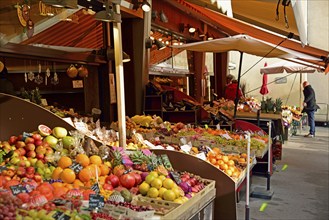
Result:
[260, 60, 317, 74]
[171, 34, 321, 61]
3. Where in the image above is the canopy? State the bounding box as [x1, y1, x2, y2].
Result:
[171, 34, 321, 61]
[260, 60, 317, 74]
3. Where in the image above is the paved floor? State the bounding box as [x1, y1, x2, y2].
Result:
[237, 126, 329, 220]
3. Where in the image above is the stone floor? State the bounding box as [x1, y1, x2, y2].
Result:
[237, 126, 329, 220]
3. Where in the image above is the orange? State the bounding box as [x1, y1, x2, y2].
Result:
[58, 156, 73, 169]
[53, 186, 68, 199]
[73, 179, 84, 189]
[88, 164, 101, 177]
[76, 154, 90, 167]
[52, 167, 63, 180]
[89, 155, 102, 165]
[51, 182, 64, 189]
[99, 176, 106, 185]
[64, 183, 74, 190]
[99, 164, 110, 176]
[78, 167, 94, 182]
[60, 168, 76, 184]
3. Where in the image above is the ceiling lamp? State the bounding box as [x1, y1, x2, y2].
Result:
[42, 0, 78, 9]
[145, 38, 166, 50]
[132, 0, 151, 12]
[94, 0, 121, 23]
[179, 23, 196, 34]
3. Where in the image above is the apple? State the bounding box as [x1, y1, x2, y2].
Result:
[25, 143, 35, 151]
[34, 174, 42, 183]
[17, 135, 23, 141]
[36, 146, 47, 155]
[34, 140, 43, 147]
[26, 167, 35, 175]
[105, 174, 120, 188]
[8, 136, 18, 145]
[28, 158, 38, 166]
[36, 154, 44, 160]
[62, 136, 75, 149]
[17, 167, 26, 177]
[52, 127, 68, 138]
[18, 160, 27, 167]
[27, 151, 36, 158]
[15, 141, 26, 149]
[3, 144, 12, 153]
[43, 135, 58, 148]
[25, 137, 34, 144]
[35, 160, 45, 169]
[10, 157, 20, 165]
[13, 150, 20, 157]
[103, 183, 114, 191]
[45, 148, 53, 155]
[18, 148, 26, 156]
[25, 160, 31, 167]
[32, 133, 42, 141]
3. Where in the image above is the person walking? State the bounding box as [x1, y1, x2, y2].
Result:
[302, 81, 318, 137]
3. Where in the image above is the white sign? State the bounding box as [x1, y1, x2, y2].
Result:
[72, 80, 83, 88]
[74, 121, 89, 133]
[180, 144, 192, 153]
[195, 152, 206, 161]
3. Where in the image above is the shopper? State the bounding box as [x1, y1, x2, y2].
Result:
[302, 81, 319, 137]
[0, 62, 16, 96]
[224, 77, 244, 101]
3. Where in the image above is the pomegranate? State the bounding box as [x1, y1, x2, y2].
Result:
[78, 65, 88, 77]
[119, 173, 136, 189]
[105, 174, 120, 188]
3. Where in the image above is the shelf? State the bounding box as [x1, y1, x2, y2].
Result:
[39, 89, 84, 95]
[163, 110, 197, 113]
[145, 109, 162, 111]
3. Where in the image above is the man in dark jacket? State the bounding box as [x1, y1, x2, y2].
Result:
[302, 81, 318, 137]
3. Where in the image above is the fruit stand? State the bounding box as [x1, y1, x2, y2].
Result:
[0, 93, 225, 220]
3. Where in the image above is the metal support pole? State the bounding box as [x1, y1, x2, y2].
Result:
[234, 52, 244, 118]
[267, 121, 272, 190]
[112, 2, 126, 149]
[245, 133, 251, 220]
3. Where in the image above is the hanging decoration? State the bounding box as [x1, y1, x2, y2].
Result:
[28, 60, 35, 81]
[16, 1, 34, 38]
[34, 63, 44, 85]
[51, 62, 59, 85]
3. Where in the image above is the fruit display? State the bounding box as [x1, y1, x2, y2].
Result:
[0, 125, 216, 220]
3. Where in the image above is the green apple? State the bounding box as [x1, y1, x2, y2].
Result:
[35, 160, 45, 169]
[28, 158, 38, 166]
[62, 136, 75, 149]
[43, 135, 58, 148]
[52, 127, 68, 138]
[10, 157, 20, 165]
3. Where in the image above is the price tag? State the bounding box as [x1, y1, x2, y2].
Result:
[180, 144, 192, 153]
[10, 185, 27, 195]
[62, 117, 74, 126]
[220, 133, 232, 140]
[69, 162, 83, 174]
[195, 152, 206, 161]
[74, 122, 89, 134]
[52, 211, 70, 220]
[216, 124, 221, 130]
[89, 194, 104, 210]
[180, 137, 187, 145]
[0, 166, 7, 172]
[91, 183, 100, 194]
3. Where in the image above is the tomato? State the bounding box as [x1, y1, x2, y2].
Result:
[119, 173, 136, 189]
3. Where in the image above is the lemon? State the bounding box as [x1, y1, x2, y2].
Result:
[147, 187, 159, 198]
[139, 182, 150, 196]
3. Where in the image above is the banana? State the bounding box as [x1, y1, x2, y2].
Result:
[17, 5, 27, 27]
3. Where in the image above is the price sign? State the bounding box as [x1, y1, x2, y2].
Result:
[216, 124, 221, 130]
[10, 185, 27, 195]
[52, 211, 70, 220]
[195, 152, 206, 161]
[0, 166, 7, 172]
[180, 144, 192, 153]
[220, 133, 232, 140]
[91, 183, 100, 194]
[143, 140, 155, 149]
[89, 194, 104, 210]
[74, 122, 89, 134]
[69, 162, 83, 174]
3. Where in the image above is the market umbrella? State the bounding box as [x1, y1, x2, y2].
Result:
[172, 34, 321, 117]
[260, 60, 317, 74]
[260, 62, 269, 95]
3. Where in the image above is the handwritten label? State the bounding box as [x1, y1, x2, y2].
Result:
[10, 185, 27, 195]
[180, 144, 192, 153]
[74, 122, 89, 134]
[69, 162, 83, 174]
[89, 194, 104, 210]
[143, 140, 155, 148]
[91, 183, 100, 194]
[216, 124, 221, 130]
[0, 166, 7, 172]
[195, 152, 207, 161]
[52, 211, 70, 220]
[220, 133, 232, 140]
[72, 80, 83, 88]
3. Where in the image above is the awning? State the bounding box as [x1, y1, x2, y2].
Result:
[260, 60, 318, 74]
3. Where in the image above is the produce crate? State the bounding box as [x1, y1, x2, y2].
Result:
[137, 179, 216, 220]
[102, 203, 155, 219]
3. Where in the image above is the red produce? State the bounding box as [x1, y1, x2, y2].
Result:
[119, 173, 136, 189]
[26, 167, 35, 175]
[103, 183, 114, 191]
[8, 136, 18, 145]
[105, 174, 120, 188]
[17, 192, 30, 203]
[83, 189, 96, 200]
[132, 172, 142, 185]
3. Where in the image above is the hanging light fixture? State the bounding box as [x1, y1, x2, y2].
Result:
[42, 0, 78, 9]
[179, 23, 196, 33]
[145, 38, 166, 50]
[132, 0, 151, 12]
[107, 48, 131, 63]
[94, 0, 121, 23]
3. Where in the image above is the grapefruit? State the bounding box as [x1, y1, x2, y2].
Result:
[139, 182, 150, 196]
[163, 189, 176, 201]
[76, 154, 90, 167]
[151, 178, 163, 190]
[58, 156, 72, 169]
[162, 178, 175, 189]
[147, 187, 159, 198]
[38, 125, 52, 136]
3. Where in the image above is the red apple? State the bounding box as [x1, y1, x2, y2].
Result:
[25, 173, 35, 179]
[32, 133, 42, 141]
[8, 136, 18, 145]
[17, 135, 23, 141]
[25, 143, 35, 151]
[42, 142, 50, 148]
[34, 140, 43, 147]
[45, 148, 53, 155]
[18, 160, 27, 167]
[33, 174, 42, 183]
[26, 167, 35, 175]
[25, 137, 34, 144]
[17, 192, 30, 203]
[103, 183, 114, 191]
[36, 146, 46, 155]
[15, 141, 26, 149]
[105, 174, 120, 188]
[18, 148, 26, 156]
[36, 154, 44, 160]
[17, 167, 26, 177]
[27, 151, 36, 158]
